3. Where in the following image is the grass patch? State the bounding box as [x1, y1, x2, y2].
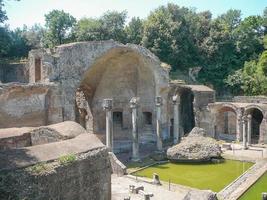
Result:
[28, 162, 50, 174]
[58, 154, 76, 165]
[133, 160, 253, 192]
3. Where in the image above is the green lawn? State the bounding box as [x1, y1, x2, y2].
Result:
[239, 172, 267, 200]
[132, 160, 253, 192]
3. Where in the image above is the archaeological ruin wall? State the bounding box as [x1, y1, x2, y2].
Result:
[0, 122, 111, 200]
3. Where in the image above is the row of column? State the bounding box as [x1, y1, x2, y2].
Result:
[103, 95, 181, 160]
[236, 108, 252, 149]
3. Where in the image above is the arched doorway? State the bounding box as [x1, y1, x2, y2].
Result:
[180, 88, 195, 134]
[245, 107, 263, 144]
[216, 106, 237, 141]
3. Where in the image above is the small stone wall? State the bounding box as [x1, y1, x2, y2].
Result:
[234, 96, 267, 103]
[0, 134, 111, 200]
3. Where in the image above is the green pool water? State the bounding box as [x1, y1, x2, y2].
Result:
[239, 172, 267, 200]
[133, 160, 253, 192]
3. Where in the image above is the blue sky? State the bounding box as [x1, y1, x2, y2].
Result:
[4, 0, 267, 29]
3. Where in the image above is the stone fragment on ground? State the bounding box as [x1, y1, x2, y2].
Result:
[167, 127, 222, 161]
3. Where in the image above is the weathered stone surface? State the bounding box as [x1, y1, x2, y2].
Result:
[0, 121, 86, 150]
[167, 127, 221, 161]
[28, 41, 170, 140]
[0, 83, 63, 128]
[183, 190, 217, 200]
[0, 133, 111, 200]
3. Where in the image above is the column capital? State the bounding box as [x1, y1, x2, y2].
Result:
[236, 107, 244, 117]
[172, 95, 180, 104]
[242, 115, 247, 123]
[103, 98, 113, 110]
[155, 96, 163, 107]
[130, 97, 140, 109]
[247, 114, 252, 120]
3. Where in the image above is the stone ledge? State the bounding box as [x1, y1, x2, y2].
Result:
[0, 133, 105, 171]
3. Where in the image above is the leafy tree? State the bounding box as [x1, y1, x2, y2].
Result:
[199, 10, 263, 90]
[125, 17, 143, 44]
[8, 27, 31, 57]
[22, 24, 45, 49]
[44, 10, 76, 47]
[74, 17, 103, 41]
[142, 3, 199, 70]
[0, 25, 11, 57]
[0, 0, 7, 23]
[99, 10, 127, 43]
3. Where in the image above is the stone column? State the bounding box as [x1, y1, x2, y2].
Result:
[242, 115, 248, 149]
[103, 99, 113, 152]
[236, 108, 243, 142]
[156, 96, 163, 151]
[247, 114, 252, 146]
[130, 97, 140, 161]
[172, 95, 180, 144]
[259, 118, 266, 144]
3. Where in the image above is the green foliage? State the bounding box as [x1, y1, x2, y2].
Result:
[28, 162, 50, 174]
[0, 0, 7, 23]
[142, 4, 200, 70]
[58, 154, 76, 165]
[99, 10, 127, 43]
[44, 10, 76, 47]
[226, 50, 267, 95]
[22, 24, 45, 49]
[74, 17, 103, 41]
[73, 10, 127, 43]
[0, 26, 11, 57]
[125, 17, 143, 44]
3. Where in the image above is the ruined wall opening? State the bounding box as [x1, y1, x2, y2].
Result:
[143, 112, 152, 125]
[35, 58, 41, 82]
[180, 89, 195, 134]
[113, 111, 123, 128]
[246, 108, 263, 144]
[217, 107, 237, 141]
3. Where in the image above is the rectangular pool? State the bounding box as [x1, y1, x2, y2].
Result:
[133, 160, 253, 192]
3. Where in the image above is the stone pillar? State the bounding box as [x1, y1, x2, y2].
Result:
[155, 96, 163, 151]
[259, 118, 266, 144]
[236, 108, 244, 142]
[172, 95, 180, 144]
[242, 115, 248, 149]
[247, 114, 252, 146]
[130, 97, 140, 161]
[103, 99, 113, 152]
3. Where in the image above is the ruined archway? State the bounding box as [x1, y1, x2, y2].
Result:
[75, 47, 157, 141]
[180, 88, 195, 134]
[245, 107, 264, 144]
[216, 106, 237, 141]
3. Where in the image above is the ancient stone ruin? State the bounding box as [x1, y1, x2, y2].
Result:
[1, 40, 267, 199]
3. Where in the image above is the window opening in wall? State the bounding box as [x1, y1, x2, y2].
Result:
[143, 112, 152, 125]
[35, 58, 41, 82]
[113, 112, 123, 127]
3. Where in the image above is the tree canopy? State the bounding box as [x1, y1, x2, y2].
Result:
[1, 2, 267, 96]
[44, 10, 76, 47]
